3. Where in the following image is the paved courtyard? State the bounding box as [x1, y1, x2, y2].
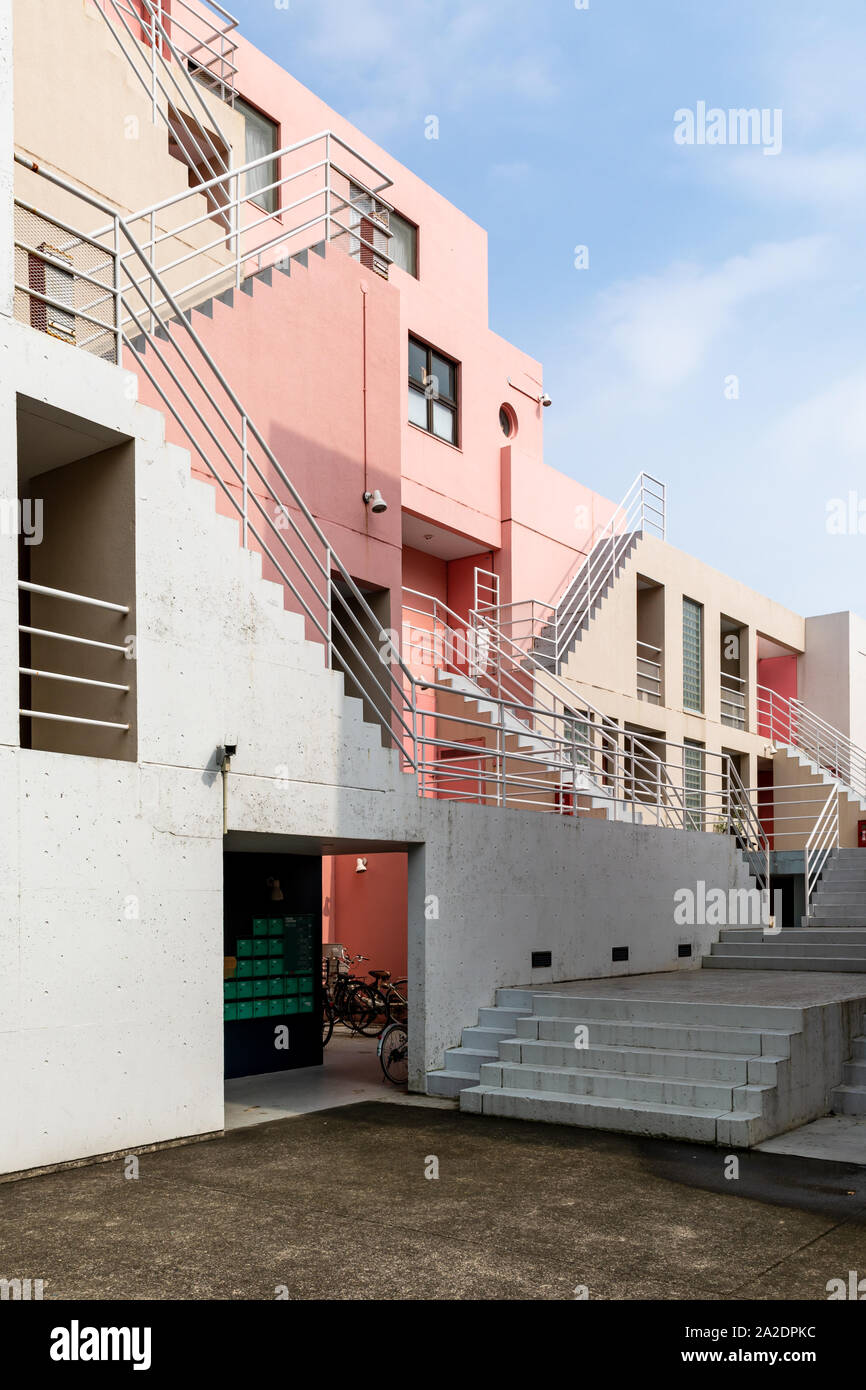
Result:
[1, 1101, 865, 1300]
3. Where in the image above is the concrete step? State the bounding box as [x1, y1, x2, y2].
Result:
[516, 1013, 794, 1057]
[498, 1038, 786, 1085]
[719, 928, 866, 944]
[830, 1084, 866, 1116]
[812, 892, 866, 905]
[841, 1057, 866, 1086]
[460, 1024, 522, 1051]
[704, 952, 866, 972]
[527, 993, 803, 1030]
[426, 1070, 476, 1099]
[710, 941, 866, 958]
[803, 916, 866, 928]
[477, 1060, 774, 1111]
[477, 1006, 530, 1032]
[444, 1046, 498, 1073]
[460, 1085, 763, 1145]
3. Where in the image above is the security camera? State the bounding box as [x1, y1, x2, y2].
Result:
[363, 489, 388, 514]
[539, 392, 552, 408]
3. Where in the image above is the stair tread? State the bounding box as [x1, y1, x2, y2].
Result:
[465, 1084, 761, 1120]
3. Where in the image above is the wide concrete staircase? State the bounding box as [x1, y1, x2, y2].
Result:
[807, 848, 866, 927]
[435, 987, 820, 1146]
[703, 849, 866, 972]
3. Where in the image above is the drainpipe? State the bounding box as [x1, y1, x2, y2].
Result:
[360, 281, 369, 503]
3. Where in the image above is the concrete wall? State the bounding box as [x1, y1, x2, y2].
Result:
[410, 804, 755, 1087]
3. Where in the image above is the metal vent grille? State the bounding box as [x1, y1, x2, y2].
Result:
[14, 204, 119, 362]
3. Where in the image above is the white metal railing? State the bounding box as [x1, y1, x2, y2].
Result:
[480, 472, 666, 670]
[108, 132, 394, 328]
[14, 158, 769, 894]
[636, 640, 662, 704]
[804, 785, 840, 915]
[403, 587, 769, 893]
[17, 580, 131, 732]
[95, 0, 237, 201]
[757, 684, 866, 801]
[720, 670, 747, 730]
[14, 133, 392, 362]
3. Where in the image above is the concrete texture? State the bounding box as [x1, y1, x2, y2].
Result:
[226, 1031, 452, 1128]
[1, 1102, 864, 1300]
[757, 1115, 866, 1165]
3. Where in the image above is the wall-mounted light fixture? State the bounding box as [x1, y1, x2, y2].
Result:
[363, 489, 388, 514]
[506, 376, 552, 407]
[355, 857, 368, 873]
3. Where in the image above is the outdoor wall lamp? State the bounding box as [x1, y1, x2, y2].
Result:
[363, 489, 388, 513]
[764, 744, 778, 758]
[506, 376, 551, 407]
[355, 857, 368, 873]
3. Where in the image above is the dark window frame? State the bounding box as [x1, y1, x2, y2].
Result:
[408, 335, 460, 446]
[235, 94, 280, 216]
[389, 209, 419, 278]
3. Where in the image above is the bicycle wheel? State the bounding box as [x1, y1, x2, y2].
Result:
[352, 985, 388, 1037]
[322, 999, 334, 1047]
[386, 979, 408, 1026]
[342, 982, 376, 1034]
[378, 1024, 408, 1085]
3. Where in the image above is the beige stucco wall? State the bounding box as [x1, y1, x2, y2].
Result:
[556, 533, 807, 793]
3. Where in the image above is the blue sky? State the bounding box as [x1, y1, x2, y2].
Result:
[229, 0, 866, 619]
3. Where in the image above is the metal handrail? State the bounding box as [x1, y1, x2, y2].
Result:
[95, 0, 235, 195]
[757, 683, 866, 800]
[804, 785, 840, 915]
[479, 472, 666, 669]
[14, 157, 767, 885]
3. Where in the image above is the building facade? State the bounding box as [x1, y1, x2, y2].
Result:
[2, 0, 865, 1174]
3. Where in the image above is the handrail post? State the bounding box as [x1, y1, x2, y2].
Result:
[112, 215, 122, 365]
[325, 133, 332, 243]
[241, 415, 248, 548]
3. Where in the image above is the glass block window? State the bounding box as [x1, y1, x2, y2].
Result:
[684, 740, 705, 832]
[682, 597, 703, 712]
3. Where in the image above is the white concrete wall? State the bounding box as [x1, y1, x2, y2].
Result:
[0, 316, 759, 1174]
[411, 805, 755, 1087]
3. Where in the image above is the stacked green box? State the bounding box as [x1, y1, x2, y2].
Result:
[227, 915, 318, 1023]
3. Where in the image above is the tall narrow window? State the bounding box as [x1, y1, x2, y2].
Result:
[408, 336, 459, 445]
[684, 740, 705, 831]
[388, 211, 418, 277]
[683, 597, 703, 712]
[236, 97, 278, 213]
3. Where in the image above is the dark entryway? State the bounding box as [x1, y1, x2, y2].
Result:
[223, 851, 322, 1079]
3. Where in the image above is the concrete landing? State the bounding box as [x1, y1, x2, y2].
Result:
[757, 1116, 866, 1166]
[525, 969, 866, 1008]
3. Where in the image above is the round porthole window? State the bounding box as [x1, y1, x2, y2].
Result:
[499, 403, 517, 438]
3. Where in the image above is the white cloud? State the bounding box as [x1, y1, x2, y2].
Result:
[595, 237, 830, 392]
[285, 0, 559, 137]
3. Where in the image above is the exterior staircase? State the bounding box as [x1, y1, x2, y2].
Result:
[831, 1009, 866, 1115]
[703, 850, 866, 971]
[808, 848, 866, 926]
[534, 531, 642, 673]
[437, 986, 845, 1147]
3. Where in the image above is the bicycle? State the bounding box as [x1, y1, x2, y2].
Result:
[378, 1019, 408, 1085]
[322, 951, 381, 1042]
